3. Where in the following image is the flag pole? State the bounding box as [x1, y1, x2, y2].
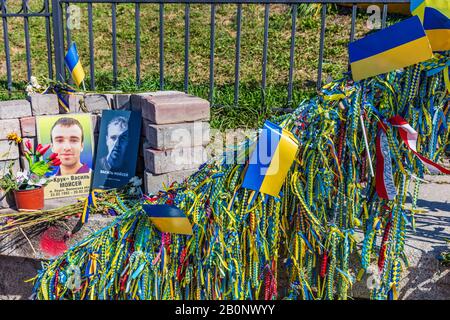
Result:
[82, 80, 86, 92]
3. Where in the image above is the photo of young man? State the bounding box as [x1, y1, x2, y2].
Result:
[50, 117, 91, 176]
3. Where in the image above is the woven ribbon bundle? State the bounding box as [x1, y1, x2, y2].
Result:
[31, 53, 449, 300]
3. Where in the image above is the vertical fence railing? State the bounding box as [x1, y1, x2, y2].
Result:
[1, 0, 53, 90]
[2, 0, 410, 107]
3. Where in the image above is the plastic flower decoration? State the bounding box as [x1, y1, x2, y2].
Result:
[6, 132, 22, 144]
[1, 141, 61, 191]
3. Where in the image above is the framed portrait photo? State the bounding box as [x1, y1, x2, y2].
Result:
[92, 110, 141, 190]
[36, 113, 94, 199]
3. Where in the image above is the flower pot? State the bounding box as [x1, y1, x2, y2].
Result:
[13, 187, 44, 211]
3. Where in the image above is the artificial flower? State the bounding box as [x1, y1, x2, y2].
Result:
[36, 144, 51, 156]
[6, 132, 22, 144]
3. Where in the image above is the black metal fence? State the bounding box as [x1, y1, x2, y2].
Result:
[1, 0, 410, 106]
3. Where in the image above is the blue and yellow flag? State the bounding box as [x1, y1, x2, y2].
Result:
[242, 121, 298, 198]
[411, 0, 449, 21]
[423, 7, 450, 51]
[349, 16, 433, 82]
[143, 204, 193, 235]
[64, 42, 85, 87]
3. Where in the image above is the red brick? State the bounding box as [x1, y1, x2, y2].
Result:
[19, 116, 36, 137]
[141, 94, 210, 124]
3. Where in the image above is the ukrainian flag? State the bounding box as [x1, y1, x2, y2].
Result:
[411, 0, 449, 21]
[64, 42, 85, 87]
[143, 204, 193, 235]
[349, 16, 433, 82]
[423, 7, 450, 51]
[242, 121, 298, 198]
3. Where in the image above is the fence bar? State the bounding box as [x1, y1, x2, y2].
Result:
[261, 3, 269, 106]
[23, 1, 32, 81]
[44, 0, 53, 79]
[1, 0, 12, 91]
[381, 4, 387, 29]
[88, 2, 95, 89]
[159, 3, 164, 90]
[184, 3, 190, 93]
[317, 4, 327, 91]
[350, 4, 356, 42]
[209, 4, 216, 104]
[52, 0, 65, 82]
[135, 3, 141, 87]
[234, 3, 242, 106]
[287, 4, 297, 104]
[112, 2, 117, 87]
[65, 3, 72, 48]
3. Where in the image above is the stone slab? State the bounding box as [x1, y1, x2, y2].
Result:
[0, 141, 19, 161]
[83, 94, 113, 114]
[0, 100, 32, 119]
[146, 121, 210, 150]
[141, 94, 210, 124]
[144, 146, 207, 174]
[27, 93, 59, 116]
[0, 119, 21, 140]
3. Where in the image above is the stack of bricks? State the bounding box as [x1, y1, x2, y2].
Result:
[131, 91, 210, 194]
[0, 90, 211, 205]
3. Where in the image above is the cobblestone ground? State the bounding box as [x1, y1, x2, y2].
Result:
[1, 175, 449, 300]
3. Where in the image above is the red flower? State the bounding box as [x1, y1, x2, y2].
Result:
[25, 140, 33, 151]
[37, 144, 50, 156]
[48, 153, 58, 161]
[51, 158, 62, 166]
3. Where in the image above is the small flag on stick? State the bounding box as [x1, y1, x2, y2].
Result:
[349, 16, 433, 82]
[64, 42, 86, 87]
[242, 121, 298, 198]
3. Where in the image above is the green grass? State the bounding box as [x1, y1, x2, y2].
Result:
[0, 2, 405, 130]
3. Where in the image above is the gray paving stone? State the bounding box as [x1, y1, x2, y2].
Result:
[27, 93, 59, 115]
[146, 121, 210, 150]
[0, 141, 19, 161]
[0, 119, 21, 140]
[0, 100, 31, 119]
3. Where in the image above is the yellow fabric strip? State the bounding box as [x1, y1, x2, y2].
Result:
[150, 217, 193, 235]
[425, 29, 450, 52]
[71, 61, 85, 87]
[259, 129, 298, 197]
[351, 36, 433, 82]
